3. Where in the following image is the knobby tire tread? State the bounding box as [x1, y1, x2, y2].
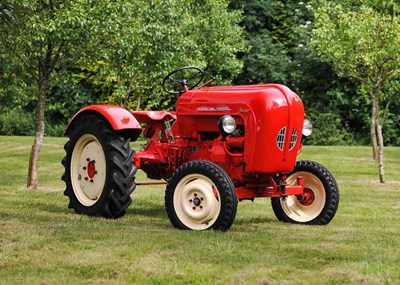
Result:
[61, 114, 136, 218]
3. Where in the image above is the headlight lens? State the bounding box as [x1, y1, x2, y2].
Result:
[302, 119, 313, 136]
[219, 115, 236, 134]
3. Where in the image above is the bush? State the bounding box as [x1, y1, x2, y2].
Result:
[0, 108, 35, 136]
[45, 123, 66, 137]
[304, 111, 356, 145]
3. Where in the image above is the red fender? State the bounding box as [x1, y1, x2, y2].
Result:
[64, 104, 142, 140]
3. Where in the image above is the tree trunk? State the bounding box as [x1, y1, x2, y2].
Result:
[27, 56, 50, 189]
[370, 93, 379, 160]
[27, 81, 46, 189]
[377, 122, 385, 183]
[136, 93, 141, 110]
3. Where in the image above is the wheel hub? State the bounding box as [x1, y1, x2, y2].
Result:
[86, 160, 97, 180]
[299, 188, 315, 206]
[189, 193, 204, 209]
[193, 197, 201, 207]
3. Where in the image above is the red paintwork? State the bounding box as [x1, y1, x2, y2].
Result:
[132, 83, 306, 199]
[68, 83, 306, 199]
[131, 111, 176, 124]
[65, 105, 142, 140]
[87, 161, 96, 179]
[299, 188, 315, 206]
[176, 84, 304, 174]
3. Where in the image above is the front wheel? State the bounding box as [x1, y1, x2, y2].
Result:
[61, 114, 136, 218]
[271, 160, 339, 225]
[165, 160, 238, 231]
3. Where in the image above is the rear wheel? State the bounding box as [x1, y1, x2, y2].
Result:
[62, 114, 136, 218]
[271, 160, 339, 225]
[165, 160, 238, 231]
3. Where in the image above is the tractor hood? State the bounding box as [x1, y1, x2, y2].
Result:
[176, 84, 305, 174]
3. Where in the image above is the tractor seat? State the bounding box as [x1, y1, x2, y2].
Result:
[131, 111, 176, 124]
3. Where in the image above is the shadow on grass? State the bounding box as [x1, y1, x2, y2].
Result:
[13, 193, 278, 229]
[234, 215, 276, 226]
[127, 200, 166, 219]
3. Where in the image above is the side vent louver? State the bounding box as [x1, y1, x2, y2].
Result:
[289, 128, 298, 150]
[276, 127, 286, 151]
[276, 127, 298, 151]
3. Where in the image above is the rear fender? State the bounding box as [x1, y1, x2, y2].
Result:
[64, 105, 142, 140]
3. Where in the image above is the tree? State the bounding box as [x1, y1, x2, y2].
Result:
[0, 0, 244, 189]
[229, 0, 292, 84]
[86, 0, 244, 111]
[0, 1, 117, 189]
[311, 0, 400, 182]
[229, 0, 360, 145]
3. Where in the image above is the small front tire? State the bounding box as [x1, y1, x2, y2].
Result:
[165, 160, 238, 231]
[271, 160, 339, 225]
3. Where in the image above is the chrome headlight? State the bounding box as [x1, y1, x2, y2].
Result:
[302, 119, 313, 137]
[218, 115, 236, 135]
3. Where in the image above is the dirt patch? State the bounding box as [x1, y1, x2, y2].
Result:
[17, 186, 63, 193]
[354, 180, 400, 186]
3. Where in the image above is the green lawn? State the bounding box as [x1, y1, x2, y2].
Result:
[0, 136, 399, 284]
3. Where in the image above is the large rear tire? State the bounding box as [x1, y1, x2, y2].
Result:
[62, 114, 136, 218]
[271, 160, 339, 225]
[165, 160, 238, 231]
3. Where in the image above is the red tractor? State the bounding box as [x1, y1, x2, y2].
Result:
[62, 66, 339, 231]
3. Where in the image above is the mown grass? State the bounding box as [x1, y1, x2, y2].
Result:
[0, 136, 399, 285]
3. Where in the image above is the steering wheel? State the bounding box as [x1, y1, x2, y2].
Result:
[162, 66, 204, 94]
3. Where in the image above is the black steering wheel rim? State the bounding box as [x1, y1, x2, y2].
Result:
[162, 66, 204, 94]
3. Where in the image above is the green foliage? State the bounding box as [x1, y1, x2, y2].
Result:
[2, 0, 400, 146]
[0, 108, 35, 136]
[47, 72, 97, 122]
[231, 0, 290, 84]
[311, 1, 400, 85]
[44, 123, 65, 137]
[1, 0, 244, 115]
[0, 0, 245, 141]
[231, 0, 367, 145]
[305, 112, 355, 145]
[380, 81, 400, 145]
[85, 0, 245, 111]
[311, 0, 400, 152]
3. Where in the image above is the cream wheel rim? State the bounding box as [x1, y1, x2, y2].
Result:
[280, 171, 326, 222]
[71, 134, 106, 206]
[174, 174, 221, 230]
